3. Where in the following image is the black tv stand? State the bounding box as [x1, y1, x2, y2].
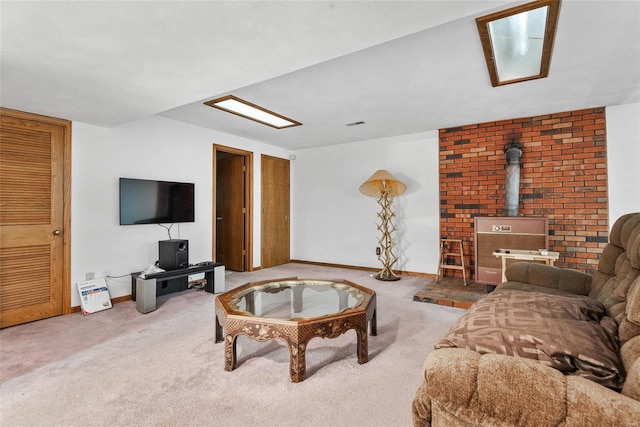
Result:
[131, 262, 224, 313]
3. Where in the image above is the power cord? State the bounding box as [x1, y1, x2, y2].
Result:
[157, 223, 181, 239]
[157, 223, 174, 239]
[106, 273, 133, 279]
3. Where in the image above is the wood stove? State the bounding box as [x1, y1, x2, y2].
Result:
[474, 216, 549, 285]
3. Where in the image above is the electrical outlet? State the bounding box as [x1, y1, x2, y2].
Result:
[85, 272, 95, 280]
[376, 247, 381, 256]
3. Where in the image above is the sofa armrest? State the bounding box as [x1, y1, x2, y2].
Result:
[412, 348, 640, 427]
[504, 262, 592, 295]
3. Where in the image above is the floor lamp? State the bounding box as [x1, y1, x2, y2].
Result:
[359, 170, 407, 281]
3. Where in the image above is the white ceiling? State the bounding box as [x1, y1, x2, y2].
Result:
[2, 1, 639, 150]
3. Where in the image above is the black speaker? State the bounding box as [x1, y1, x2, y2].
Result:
[158, 239, 189, 270]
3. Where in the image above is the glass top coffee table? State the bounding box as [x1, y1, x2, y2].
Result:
[215, 278, 377, 382]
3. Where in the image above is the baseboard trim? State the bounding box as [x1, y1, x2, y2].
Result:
[70, 295, 132, 313]
[289, 260, 437, 279]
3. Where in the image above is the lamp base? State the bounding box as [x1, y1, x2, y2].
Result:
[374, 271, 401, 281]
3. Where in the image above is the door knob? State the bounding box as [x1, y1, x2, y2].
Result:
[284, 216, 289, 220]
[216, 217, 223, 221]
[52, 229, 61, 235]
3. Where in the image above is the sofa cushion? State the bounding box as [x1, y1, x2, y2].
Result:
[435, 289, 624, 389]
[619, 318, 640, 345]
[627, 276, 640, 325]
[597, 244, 624, 275]
[609, 212, 640, 250]
[612, 255, 639, 300]
[621, 335, 640, 400]
[498, 281, 585, 297]
[630, 225, 640, 269]
[505, 262, 591, 295]
[590, 246, 639, 322]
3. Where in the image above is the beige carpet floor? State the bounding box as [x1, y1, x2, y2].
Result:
[0, 263, 465, 427]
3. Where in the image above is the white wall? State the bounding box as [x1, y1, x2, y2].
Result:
[606, 103, 640, 227]
[71, 116, 288, 307]
[291, 131, 440, 274]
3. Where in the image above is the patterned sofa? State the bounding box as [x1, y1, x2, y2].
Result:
[412, 212, 640, 426]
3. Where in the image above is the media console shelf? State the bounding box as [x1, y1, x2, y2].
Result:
[131, 263, 225, 314]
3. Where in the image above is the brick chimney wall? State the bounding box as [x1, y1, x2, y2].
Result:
[439, 107, 608, 278]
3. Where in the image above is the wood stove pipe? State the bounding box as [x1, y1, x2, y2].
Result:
[504, 145, 523, 216]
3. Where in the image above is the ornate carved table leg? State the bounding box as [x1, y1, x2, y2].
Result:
[215, 314, 224, 343]
[288, 341, 307, 382]
[370, 307, 377, 336]
[356, 323, 369, 364]
[245, 293, 255, 314]
[368, 294, 377, 336]
[337, 288, 349, 310]
[225, 334, 238, 372]
[292, 286, 303, 314]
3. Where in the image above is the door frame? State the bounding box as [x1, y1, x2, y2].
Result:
[212, 144, 253, 271]
[0, 108, 72, 316]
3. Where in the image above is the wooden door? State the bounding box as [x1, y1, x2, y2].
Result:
[261, 155, 290, 268]
[0, 109, 71, 328]
[216, 154, 245, 271]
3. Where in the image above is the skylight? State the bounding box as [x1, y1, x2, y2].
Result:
[476, 0, 561, 86]
[204, 95, 302, 129]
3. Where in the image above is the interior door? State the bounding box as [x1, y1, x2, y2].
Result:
[216, 154, 245, 271]
[261, 155, 290, 268]
[0, 108, 70, 328]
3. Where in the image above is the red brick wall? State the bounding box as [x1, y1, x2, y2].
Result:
[439, 107, 608, 278]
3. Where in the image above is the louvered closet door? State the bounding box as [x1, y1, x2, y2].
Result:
[0, 109, 69, 328]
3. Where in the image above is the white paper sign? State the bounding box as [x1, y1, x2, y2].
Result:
[76, 278, 112, 315]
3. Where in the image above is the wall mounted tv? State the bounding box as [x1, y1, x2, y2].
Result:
[119, 178, 195, 225]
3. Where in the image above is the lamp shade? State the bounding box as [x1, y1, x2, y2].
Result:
[359, 169, 407, 198]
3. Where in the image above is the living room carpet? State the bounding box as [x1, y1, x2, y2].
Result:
[0, 263, 465, 427]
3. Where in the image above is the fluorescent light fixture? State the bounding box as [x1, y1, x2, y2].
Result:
[476, 0, 560, 86]
[204, 95, 302, 129]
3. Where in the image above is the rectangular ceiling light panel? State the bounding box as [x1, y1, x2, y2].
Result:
[205, 95, 302, 129]
[477, 0, 560, 86]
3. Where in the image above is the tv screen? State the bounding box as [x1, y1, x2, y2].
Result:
[119, 178, 195, 225]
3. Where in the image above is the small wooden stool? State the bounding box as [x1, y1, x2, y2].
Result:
[436, 239, 467, 286]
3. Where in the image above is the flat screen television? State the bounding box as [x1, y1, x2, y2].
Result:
[119, 178, 195, 225]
